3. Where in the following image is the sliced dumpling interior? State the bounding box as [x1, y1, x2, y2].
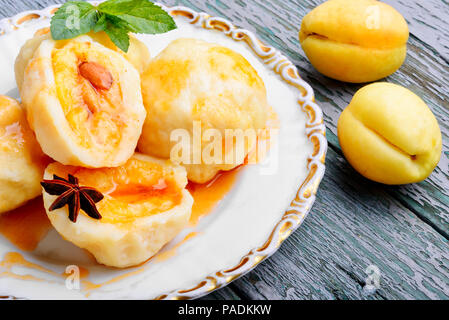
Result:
[42, 154, 193, 268]
[15, 28, 150, 93]
[21, 35, 146, 168]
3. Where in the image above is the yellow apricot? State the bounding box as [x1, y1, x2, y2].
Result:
[299, 0, 409, 83]
[338, 83, 442, 185]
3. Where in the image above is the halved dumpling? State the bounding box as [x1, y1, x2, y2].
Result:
[21, 35, 146, 168]
[15, 28, 150, 93]
[0, 96, 48, 214]
[88, 31, 151, 74]
[42, 154, 193, 268]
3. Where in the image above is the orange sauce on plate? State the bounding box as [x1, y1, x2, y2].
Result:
[187, 166, 241, 226]
[0, 197, 51, 251]
[0, 169, 241, 294]
[0, 168, 239, 254]
[155, 232, 198, 263]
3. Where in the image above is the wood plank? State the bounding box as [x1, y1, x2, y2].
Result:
[161, 0, 449, 239]
[224, 147, 449, 300]
[0, 0, 64, 17]
[199, 286, 241, 300]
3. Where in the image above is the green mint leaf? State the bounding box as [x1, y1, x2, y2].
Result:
[93, 13, 107, 33]
[98, 0, 176, 34]
[98, 0, 143, 15]
[50, 0, 177, 53]
[104, 21, 130, 52]
[51, 1, 98, 40]
[94, 13, 131, 52]
[97, 0, 157, 15]
[103, 13, 135, 32]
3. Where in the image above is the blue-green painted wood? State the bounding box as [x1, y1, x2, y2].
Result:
[227, 148, 449, 299]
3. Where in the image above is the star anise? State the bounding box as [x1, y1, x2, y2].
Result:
[41, 174, 104, 223]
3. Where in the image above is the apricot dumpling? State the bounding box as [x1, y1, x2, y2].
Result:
[0, 96, 48, 214]
[138, 38, 269, 183]
[15, 28, 150, 93]
[19, 34, 146, 168]
[42, 154, 193, 268]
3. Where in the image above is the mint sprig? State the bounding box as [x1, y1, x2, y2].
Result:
[50, 0, 176, 52]
[51, 1, 98, 40]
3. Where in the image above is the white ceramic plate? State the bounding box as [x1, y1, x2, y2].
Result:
[0, 3, 326, 299]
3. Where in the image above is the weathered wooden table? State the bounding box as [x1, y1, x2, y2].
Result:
[1, 0, 448, 300]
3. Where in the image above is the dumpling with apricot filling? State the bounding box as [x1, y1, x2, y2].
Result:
[138, 38, 269, 183]
[15, 28, 151, 93]
[20, 35, 146, 168]
[41, 154, 193, 268]
[0, 96, 48, 214]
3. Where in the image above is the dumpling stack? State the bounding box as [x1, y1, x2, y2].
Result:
[9, 29, 193, 268]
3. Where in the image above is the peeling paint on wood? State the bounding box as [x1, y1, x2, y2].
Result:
[231, 148, 449, 299]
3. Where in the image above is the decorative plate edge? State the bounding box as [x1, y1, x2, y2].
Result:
[0, 2, 327, 300]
